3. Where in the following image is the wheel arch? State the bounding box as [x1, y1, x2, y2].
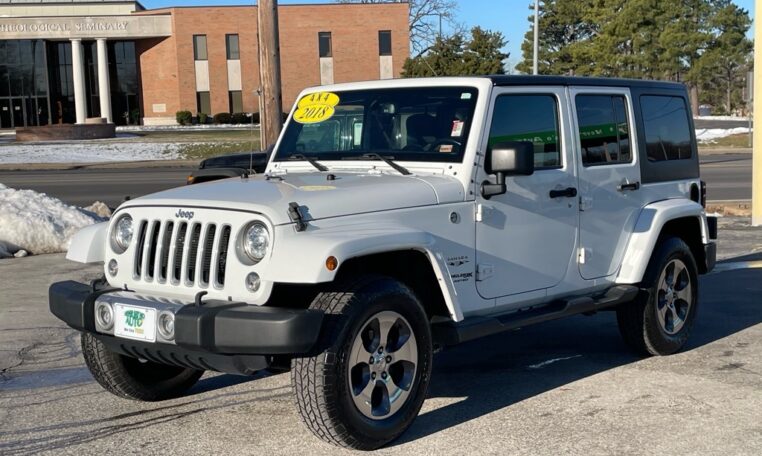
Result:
[335, 250, 458, 322]
[617, 199, 709, 284]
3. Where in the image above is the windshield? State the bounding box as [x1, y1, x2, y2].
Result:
[274, 86, 479, 163]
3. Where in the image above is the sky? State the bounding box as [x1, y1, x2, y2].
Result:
[141, 0, 756, 70]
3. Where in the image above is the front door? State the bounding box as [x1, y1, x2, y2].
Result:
[571, 88, 642, 279]
[475, 87, 579, 299]
[11, 98, 25, 127]
[0, 99, 10, 129]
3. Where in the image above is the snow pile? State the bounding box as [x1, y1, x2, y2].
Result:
[0, 183, 106, 258]
[0, 142, 181, 164]
[694, 115, 749, 121]
[695, 127, 750, 143]
[117, 124, 259, 132]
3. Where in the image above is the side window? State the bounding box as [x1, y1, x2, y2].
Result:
[575, 94, 631, 166]
[641, 95, 693, 161]
[488, 94, 561, 169]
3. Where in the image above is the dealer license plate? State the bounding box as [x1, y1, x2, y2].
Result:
[114, 304, 157, 343]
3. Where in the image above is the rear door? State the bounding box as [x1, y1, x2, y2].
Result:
[571, 88, 642, 279]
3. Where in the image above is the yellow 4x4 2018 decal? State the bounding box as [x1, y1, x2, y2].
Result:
[293, 92, 340, 124]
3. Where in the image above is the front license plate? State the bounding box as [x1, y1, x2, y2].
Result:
[114, 304, 156, 343]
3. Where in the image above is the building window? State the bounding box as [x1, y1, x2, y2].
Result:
[226, 34, 240, 60]
[193, 35, 207, 61]
[488, 94, 562, 169]
[641, 95, 693, 161]
[575, 94, 631, 166]
[229, 91, 243, 113]
[379, 31, 392, 56]
[318, 32, 332, 58]
[197, 91, 210, 115]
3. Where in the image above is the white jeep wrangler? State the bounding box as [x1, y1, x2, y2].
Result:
[51, 76, 717, 450]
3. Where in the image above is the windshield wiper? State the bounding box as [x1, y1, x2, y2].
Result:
[287, 154, 328, 172]
[353, 153, 411, 176]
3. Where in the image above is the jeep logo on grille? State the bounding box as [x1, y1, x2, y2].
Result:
[175, 209, 195, 220]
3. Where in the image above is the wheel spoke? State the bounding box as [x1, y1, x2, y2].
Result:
[377, 315, 396, 350]
[673, 262, 687, 287]
[383, 375, 411, 417]
[349, 331, 374, 366]
[351, 378, 380, 417]
[390, 332, 416, 364]
[675, 285, 692, 304]
[665, 261, 676, 287]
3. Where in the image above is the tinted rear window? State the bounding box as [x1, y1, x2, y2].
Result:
[641, 95, 693, 162]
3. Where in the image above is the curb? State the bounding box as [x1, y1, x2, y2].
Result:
[0, 159, 200, 171]
[706, 200, 751, 217]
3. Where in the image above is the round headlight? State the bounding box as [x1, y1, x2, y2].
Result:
[243, 222, 269, 262]
[111, 215, 134, 253]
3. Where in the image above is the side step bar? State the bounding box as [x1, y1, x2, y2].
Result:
[432, 285, 639, 347]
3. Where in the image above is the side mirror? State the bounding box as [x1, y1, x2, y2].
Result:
[481, 141, 535, 199]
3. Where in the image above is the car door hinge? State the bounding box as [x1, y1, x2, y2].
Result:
[578, 248, 590, 264]
[476, 263, 494, 281]
[475, 203, 484, 222]
[579, 196, 593, 211]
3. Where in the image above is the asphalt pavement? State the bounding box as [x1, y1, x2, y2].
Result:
[0, 218, 761, 455]
[0, 149, 753, 206]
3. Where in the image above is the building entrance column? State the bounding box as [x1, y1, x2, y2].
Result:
[70, 38, 87, 124]
[96, 38, 112, 123]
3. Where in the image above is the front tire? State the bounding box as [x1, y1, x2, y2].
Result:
[291, 275, 432, 450]
[617, 237, 699, 356]
[81, 333, 204, 401]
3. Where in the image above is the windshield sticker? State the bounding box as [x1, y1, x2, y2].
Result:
[299, 185, 337, 191]
[461, 92, 472, 100]
[451, 120, 464, 137]
[294, 92, 340, 124]
[439, 144, 454, 153]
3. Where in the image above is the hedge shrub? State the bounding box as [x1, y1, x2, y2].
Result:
[231, 112, 249, 124]
[176, 110, 192, 125]
[213, 112, 232, 124]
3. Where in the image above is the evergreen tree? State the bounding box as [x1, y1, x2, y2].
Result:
[402, 27, 508, 77]
[516, 0, 752, 114]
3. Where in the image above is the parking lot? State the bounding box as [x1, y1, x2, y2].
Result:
[0, 218, 760, 455]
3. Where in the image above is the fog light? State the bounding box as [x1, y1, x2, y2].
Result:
[157, 311, 175, 340]
[95, 302, 114, 330]
[245, 272, 261, 292]
[107, 259, 118, 276]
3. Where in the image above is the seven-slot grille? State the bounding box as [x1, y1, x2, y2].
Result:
[134, 220, 232, 288]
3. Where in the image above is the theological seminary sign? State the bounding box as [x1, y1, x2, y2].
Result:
[0, 16, 171, 40]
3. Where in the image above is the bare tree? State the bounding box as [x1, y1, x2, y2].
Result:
[336, 0, 458, 53]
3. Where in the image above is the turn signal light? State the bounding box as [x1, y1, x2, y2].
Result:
[326, 256, 338, 271]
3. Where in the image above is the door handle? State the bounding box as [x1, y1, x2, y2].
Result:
[549, 187, 578, 199]
[617, 181, 641, 192]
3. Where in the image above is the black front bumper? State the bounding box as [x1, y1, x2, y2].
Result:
[49, 281, 324, 374]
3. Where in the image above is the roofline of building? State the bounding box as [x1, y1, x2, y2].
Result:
[140, 1, 409, 13]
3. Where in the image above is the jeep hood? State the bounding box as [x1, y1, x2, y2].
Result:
[120, 172, 465, 225]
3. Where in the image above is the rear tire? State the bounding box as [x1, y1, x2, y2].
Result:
[291, 275, 432, 450]
[81, 333, 204, 401]
[617, 237, 699, 356]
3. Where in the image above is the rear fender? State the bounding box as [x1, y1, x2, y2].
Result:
[616, 199, 707, 284]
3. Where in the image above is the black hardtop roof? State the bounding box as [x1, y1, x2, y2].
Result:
[487, 75, 685, 90]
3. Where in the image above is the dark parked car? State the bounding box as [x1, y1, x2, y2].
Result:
[186, 147, 272, 184]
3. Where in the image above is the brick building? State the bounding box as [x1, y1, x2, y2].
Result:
[0, 0, 410, 127]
